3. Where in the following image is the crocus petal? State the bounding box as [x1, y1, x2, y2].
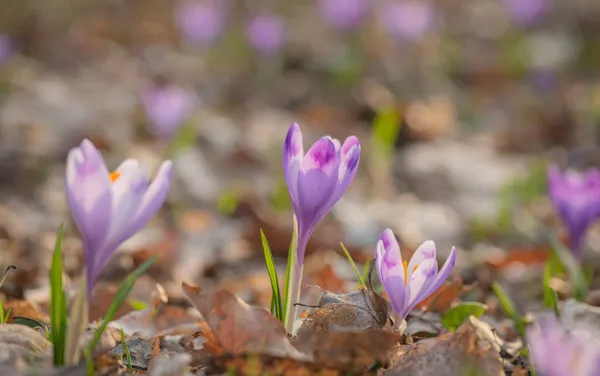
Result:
[376, 229, 405, 286]
[402, 258, 438, 317]
[124, 160, 173, 243]
[426, 246, 457, 296]
[283, 122, 304, 204]
[406, 240, 436, 280]
[384, 274, 406, 314]
[296, 138, 339, 228]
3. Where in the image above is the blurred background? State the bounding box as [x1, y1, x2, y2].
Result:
[0, 0, 599, 314]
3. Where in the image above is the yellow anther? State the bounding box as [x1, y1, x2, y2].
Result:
[109, 171, 120, 183]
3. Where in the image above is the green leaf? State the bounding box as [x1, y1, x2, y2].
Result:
[548, 234, 588, 301]
[340, 242, 365, 287]
[492, 282, 525, 336]
[65, 274, 89, 365]
[361, 259, 372, 287]
[542, 258, 560, 317]
[169, 119, 197, 157]
[49, 224, 67, 366]
[441, 302, 488, 332]
[12, 316, 46, 329]
[260, 229, 283, 321]
[371, 107, 401, 157]
[85, 256, 158, 374]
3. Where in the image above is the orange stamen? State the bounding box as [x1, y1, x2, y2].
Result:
[109, 171, 120, 183]
[402, 260, 419, 285]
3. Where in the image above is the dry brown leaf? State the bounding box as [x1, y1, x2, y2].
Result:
[415, 276, 465, 313]
[485, 247, 549, 271]
[182, 282, 307, 360]
[204, 353, 340, 376]
[383, 318, 503, 376]
[4, 299, 49, 324]
[293, 330, 403, 369]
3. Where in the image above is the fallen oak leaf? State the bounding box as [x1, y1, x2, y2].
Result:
[414, 276, 467, 313]
[181, 282, 308, 360]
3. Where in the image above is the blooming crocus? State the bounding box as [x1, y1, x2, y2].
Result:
[318, 0, 370, 31]
[378, 1, 435, 42]
[282, 122, 360, 331]
[66, 139, 173, 294]
[547, 165, 600, 258]
[527, 315, 600, 376]
[375, 229, 456, 321]
[246, 13, 286, 56]
[175, 0, 227, 47]
[503, 0, 547, 27]
[140, 84, 198, 139]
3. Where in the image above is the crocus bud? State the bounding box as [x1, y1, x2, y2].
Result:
[547, 165, 600, 257]
[175, 0, 227, 47]
[527, 315, 600, 376]
[66, 140, 173, 294]
[318, 0, 370, 31]
[140, 84, 198, 139]
[246, 13, 286, 56]
[283, 123, 360, 264]
[375, 229, 456, 320]
[378, 1, 435, 42]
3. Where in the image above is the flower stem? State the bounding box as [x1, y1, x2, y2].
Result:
[283, 215, 302, 334]
[284, 261, 303, 334]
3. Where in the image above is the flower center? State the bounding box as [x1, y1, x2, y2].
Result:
[109, 171, 121, 183]
[403, 260, 419, 285]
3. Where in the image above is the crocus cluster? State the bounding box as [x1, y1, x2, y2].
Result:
[547, 165, 600, 258]
[375, 228, 456, 321]
[140, 84, 198, 139]
[378, 1, 436, 42]
[246, 13, 286, 56]
[66, 140, 173, 294]
[527, 315, 600, 376]
[175, 0, 228, 47]
[318, 0, 370, 31]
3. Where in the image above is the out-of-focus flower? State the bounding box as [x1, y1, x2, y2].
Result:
[375, 228, 456, 321]
[175, 0, 227, 47]
[503, 0, 547, 27]
[246, 13, 286, 56]
[140, 84, 198, 139]
[547, 165, 600, 257]
[283, 122, 360, 264]
[378, 1, 435, 42]
[0, 35, 13, 66]
[527, 315, 600, 376]
[66, 140, 173, 294]
[318, 0, 370, 31]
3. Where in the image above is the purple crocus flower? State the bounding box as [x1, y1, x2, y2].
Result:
[246, 13, 286, 56]
[503, 0, 548, 27]
[527, 315, 600, 376]
[375, 229, 456, 321]
[0, 35, 13, 66]
[175, 0, 227, 47]
[318, 0, 370, 31]
[284, 122, 361, 264]
[66, 139, 173, 294]
[140, 84, 198, 139]
[378, 1, 435, 42]
[547, 165, 600, 257]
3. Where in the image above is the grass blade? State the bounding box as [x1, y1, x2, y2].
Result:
[340, 242, 365, 287]
[260, 229, 282, 320]
[120, 328, 132, 372]
[86, 255, 157, 370]
[65, 273, 89, 365]
[492, 281, 525, 336]
[49, 224, 67, 366]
